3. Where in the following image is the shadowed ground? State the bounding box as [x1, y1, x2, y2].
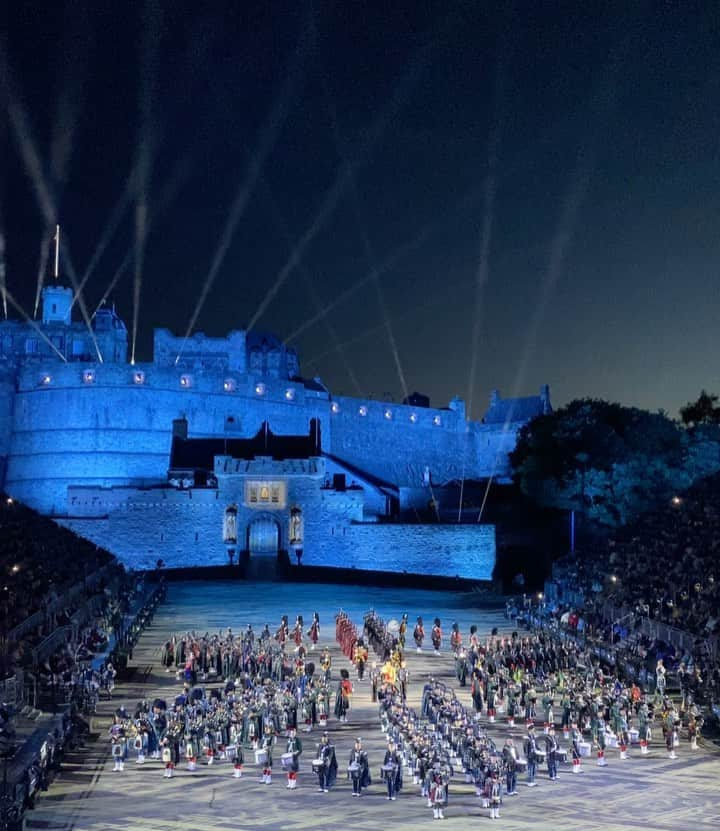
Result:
[25, 580, 720, 830]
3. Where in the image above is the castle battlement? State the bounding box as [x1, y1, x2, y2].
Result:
[0, 275, 548, 580]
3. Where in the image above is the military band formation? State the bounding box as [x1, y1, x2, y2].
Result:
[107, 606, 706, 821]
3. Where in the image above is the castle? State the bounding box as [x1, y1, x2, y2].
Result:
[0, 280, 551, 580]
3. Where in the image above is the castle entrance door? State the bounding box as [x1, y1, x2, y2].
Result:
[247, 516, 280, 556]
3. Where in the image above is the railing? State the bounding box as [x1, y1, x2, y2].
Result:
[6, 564, 115, 647]
[0, 670, 24, 706]
[31, 625, 72, 665]
[547, 577, 720, 664]
[6, 610, 45, 643]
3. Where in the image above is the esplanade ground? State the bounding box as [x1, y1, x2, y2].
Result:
[25, 580, 720, 831]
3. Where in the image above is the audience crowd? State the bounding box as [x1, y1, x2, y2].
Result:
[535, 473, 720, 715]
[549, 473, 720, 639]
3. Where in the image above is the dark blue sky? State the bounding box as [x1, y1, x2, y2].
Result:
[1, 1, 718, 418]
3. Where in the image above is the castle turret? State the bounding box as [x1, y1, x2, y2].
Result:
[41, 285, 73, 325]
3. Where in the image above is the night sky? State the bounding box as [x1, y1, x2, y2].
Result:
[1, 1, 718, 418]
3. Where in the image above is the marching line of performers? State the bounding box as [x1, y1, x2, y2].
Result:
[439, 623, 705, 766]
[111, 614, 358, 783]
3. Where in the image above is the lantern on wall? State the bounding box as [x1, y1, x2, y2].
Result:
[223, 505, 238, 544]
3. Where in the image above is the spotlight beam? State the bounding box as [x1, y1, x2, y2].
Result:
[3, 287, 66, 362]
[70, 179, 134, 311]
[248, 15, 454, 331]
[475, 35, 630, 523]
[60, 240, 104, 362]
[93, 152, 192, 318]
[174, 12, 315, 365]
[283, 214, 445, 345]
[261, 178, 364, 396]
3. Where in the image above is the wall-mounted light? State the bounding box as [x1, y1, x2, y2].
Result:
[83, 369, 95, 384]
[255, 382, 266, 396]
[331, 401, 340, 414]
[284, 388, 295, 401]
[359, 405, 368, 416]
[180, 374, 192, 388]
[432, 415, 442, 426]
[384, 408, 393, 420]
[39, 374, 52, 386]
[133, 371, 146, 385]
[409, 412, 418, 423]
[223, 379, 236, 392]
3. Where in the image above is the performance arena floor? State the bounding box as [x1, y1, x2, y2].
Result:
[26, 580, 720, 831]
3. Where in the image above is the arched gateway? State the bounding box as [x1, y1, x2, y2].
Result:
[247, 515, 280, 556]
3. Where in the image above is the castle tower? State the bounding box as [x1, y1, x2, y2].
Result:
[41, 226, 73, 325]
[41, 284, 73, 325]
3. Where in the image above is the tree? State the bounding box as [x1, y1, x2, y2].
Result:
[510, 399, 690, 526]
[680, 390, 720, 427]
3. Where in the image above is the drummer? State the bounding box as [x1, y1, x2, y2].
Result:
[315, 732, 337, 793]
[284, 726, 302, 790]
[348, 737, 370, 797]
[382, 739, 402, 800]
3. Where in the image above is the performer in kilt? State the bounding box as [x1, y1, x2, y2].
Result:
[348, 737, 371, 796]
[382, 739, 402, 800]
[413, 617, 425, 652]
[431, 618, 442, 655]
[284, 726, 302, 789]
[488, 769, 502, 820]
[316, 732, 337, 792]
[429, 763, 448, 820]
[501, 737, 518, 795]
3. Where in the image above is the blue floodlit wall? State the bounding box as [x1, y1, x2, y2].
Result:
[4, 362, 523, 515]
[0, 298, 543, 580]
[60, 484, 496, 580]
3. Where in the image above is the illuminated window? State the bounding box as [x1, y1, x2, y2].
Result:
[245, 480, 286, 508]
[255, 382, 266, 396]
[223, 378, 236, 392]
[133, 371, 146, 385]
[83, 369, 95, 384]
[359, 405, 368, 416]
[331, 401, 340, 414]
[433, 414, 442, 426]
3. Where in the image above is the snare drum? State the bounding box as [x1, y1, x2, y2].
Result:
[578, 741, 591, 758]
[111, 743, 123, 757]
[281, 752, 295, 769]
[311, 758, 325, 773]
[348, 762, 360, 774]
[534, 750, 547, 765]
[161, 747, 171, 763]
[255, 749, 268, 766]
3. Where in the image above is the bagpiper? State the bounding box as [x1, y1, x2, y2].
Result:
[429, 762, 449, 820]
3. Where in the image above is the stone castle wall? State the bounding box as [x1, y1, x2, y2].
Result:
[60, 482, 495, 580]
[3, 361, 519, 516]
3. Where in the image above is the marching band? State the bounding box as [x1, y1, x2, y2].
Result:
[104, 605, 707, 823]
